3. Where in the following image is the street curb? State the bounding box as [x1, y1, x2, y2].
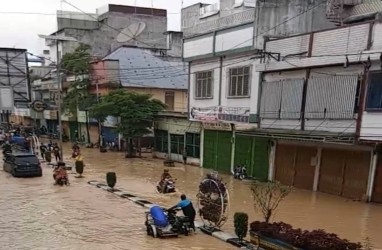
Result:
[87, 180, 257, 249]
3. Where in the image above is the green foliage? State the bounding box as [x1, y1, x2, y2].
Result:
[234, 212, 248, 242]
[90, 89, 165, 138]
[61, 43, 91, 74]
[61, 44, 94, 115]
[106, 172, 117, 189]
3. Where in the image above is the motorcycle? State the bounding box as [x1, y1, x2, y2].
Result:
[156, 178, 176, 193]
[145, 206, 192, 238]
[234, 165, 247, 180]
[55, 175, 69, 186]
[167, 208, 193, 235]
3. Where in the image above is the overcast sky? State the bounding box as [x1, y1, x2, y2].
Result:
[0, 0, 215, 54]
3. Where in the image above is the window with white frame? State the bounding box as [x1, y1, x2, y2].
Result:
[195, 71, 213, 98]
[229, 66, 250, 97]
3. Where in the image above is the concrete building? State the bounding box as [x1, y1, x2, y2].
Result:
[251, 17, 382, 202]
[46, 4, 171, 64]
[87, 45, 194, 161]
[181, 0, 334, 178]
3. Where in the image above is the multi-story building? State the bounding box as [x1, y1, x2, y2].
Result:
[88, 44, 197, 162]
[181, 0, 334, 178]
[46, 4, 170, 63]
[247, 3, 382, 202]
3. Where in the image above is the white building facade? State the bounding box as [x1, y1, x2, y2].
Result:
[181, 0, 334, 178]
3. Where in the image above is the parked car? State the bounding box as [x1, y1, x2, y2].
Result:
[3, 152, 42, 177]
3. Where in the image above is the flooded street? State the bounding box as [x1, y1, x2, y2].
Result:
[1, 144, 382, 249]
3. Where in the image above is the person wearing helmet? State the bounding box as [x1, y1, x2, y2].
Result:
[159, 169, 173, 193]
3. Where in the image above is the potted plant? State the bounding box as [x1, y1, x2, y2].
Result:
[75, 159, 84, 178]
[234, 212, 248, 243]
[106, 172, 117, 190]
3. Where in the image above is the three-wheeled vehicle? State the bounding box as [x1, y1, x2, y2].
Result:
[145, 206, 193, 238]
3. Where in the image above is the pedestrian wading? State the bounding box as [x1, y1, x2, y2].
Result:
[75, 160, 84, 178]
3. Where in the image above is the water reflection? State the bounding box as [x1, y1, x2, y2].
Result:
[1, 144, 382, 249]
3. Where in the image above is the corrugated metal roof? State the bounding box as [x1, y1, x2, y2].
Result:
[104, 47, 188, 90]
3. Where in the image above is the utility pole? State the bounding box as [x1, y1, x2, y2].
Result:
[38, 34, 77, 161]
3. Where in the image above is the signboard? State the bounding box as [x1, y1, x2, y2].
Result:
[190, 106, 250, 123]
[203, 122, 232, 131]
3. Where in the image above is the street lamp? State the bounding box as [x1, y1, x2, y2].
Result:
[38, 34, 77, 160]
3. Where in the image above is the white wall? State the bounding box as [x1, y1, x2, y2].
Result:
[190, 59, 220, 110]
[220, 55, 259, 114]
[183, 34, 214, 59]
[215, 25, 253, 53]
[190, 54, 260, 116]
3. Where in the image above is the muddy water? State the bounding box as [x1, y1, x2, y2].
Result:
[1, 144, 382, 249]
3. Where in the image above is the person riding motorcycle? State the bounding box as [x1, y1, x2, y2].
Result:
[168, 194, 196, 231]
[53, 162, 69, 185]
[159, 169, 173, 193]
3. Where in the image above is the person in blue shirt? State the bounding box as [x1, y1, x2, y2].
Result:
[169, 194, 196, 230]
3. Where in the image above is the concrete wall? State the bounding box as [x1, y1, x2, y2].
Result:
[51, 9, 168, 60]
[254, 0, 334, 49]
[127, 87, 188, 113]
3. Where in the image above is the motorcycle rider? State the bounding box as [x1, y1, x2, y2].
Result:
[169, 194, 196, 231]
[159, 169, 173, 193]
[53, 162, 69, 185]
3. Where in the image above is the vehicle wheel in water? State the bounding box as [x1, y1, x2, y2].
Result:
[146, 225, 151, 236]
[151, 225, 157, 238]
[184, 226, 189, 236]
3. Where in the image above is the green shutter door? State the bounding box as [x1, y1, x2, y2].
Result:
[216, 131, 232, 173]
[234, 135, 269, 181]
[203, 130, 217, 170]
[234, 135, 253, 173]
[203, 130, 232, 173]
[252, 138, 269, 181]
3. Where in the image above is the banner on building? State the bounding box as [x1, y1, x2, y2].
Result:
[202, 122, 232, 131]
[190, 106, 250, 123]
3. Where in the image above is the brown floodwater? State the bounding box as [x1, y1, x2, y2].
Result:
[1, 143, 382, 249]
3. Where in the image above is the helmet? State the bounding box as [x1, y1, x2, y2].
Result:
[164, 169, 169, 173]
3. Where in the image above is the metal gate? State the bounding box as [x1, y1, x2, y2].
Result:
[274, 144, 316, 190]
[203, 130, 232, 173]
[372, 153, 382, 203]
[234, 135, 269, 181]
[319, 148, 370, 200]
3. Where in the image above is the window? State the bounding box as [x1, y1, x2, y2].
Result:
[154, 130, 168, 153]
[195, 71, 213, 98]
[170, 134, 184, 154]
[165, 91, 175, 111]
[366, 72, 382, 110]
[185, 133, 200, 158]
[229, 66, 250, 97]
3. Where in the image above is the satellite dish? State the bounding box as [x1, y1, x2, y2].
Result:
[116, 22, 146, 43]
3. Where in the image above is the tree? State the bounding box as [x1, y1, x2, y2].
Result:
[90, 89, 166, 157]
[251, 181, 292, 223]
[61, 44, 93, 116]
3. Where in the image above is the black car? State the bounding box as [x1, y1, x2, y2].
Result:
[3, 152, 42, 177]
